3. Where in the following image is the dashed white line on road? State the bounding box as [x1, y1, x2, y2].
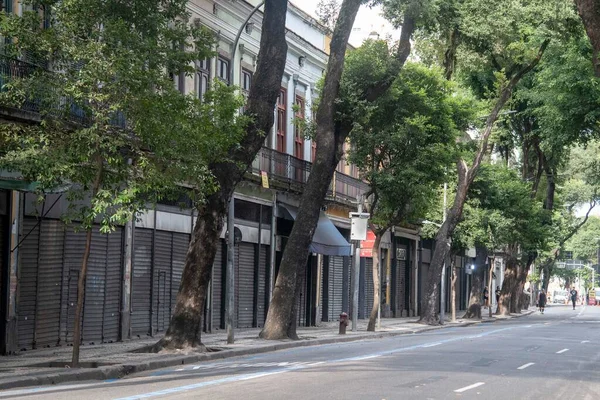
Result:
[422, 343, 442, 348]
[556, 349, 569, 354]
[454, 382, 485, 393]
[581, 340, 590, 344]
[193, 366, 200, 370]
[517, 363, 535, 370]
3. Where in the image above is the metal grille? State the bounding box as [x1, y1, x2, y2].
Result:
[131, 228, 152, 337]
[17, 218, 39, 350]
[257, 245, 268, 327]
[35, 220, 64, 348]
[210, 241, 224, 330]
[237, 243, 255, 328]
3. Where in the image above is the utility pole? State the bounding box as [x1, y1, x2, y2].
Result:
[352, 199, 363, 332]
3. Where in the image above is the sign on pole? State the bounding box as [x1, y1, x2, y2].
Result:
[350, 212, 369, 241]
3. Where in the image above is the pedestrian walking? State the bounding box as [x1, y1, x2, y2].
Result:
[538, 290, 547, 314]
[483, 287, 489, 308]
[570, 288, 578, 310]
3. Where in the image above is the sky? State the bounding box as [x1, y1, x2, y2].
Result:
[292, 0, 401, 47]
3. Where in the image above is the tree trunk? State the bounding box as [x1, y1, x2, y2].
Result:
[463, 245, 488, 319]
[575, 0, 600, 77]
[72, 158, 104, 367]
[420, 161, 469, 325]
[260, 0, 362, 340]
[497, 256, 519, 316]
[71, 228, 93, 367]
[418, 39, 550, 325]
[367, 233, 383, 331]
[463, 246, 488, 319]
[155, 0, 288, 351]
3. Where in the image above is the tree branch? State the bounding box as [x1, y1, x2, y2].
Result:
[467, 39, 550, 185]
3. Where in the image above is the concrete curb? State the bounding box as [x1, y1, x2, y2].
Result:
[0, 313, 532, 391]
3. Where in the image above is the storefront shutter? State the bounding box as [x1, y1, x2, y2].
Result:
[131, 228, 152, 337]
[237, 242, 255, 328]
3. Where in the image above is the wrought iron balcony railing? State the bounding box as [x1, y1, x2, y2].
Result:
[0, 53, 125, 127]
[251, 146, 369, 203]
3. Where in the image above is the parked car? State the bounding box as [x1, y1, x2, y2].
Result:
[553, 290, 568, 304]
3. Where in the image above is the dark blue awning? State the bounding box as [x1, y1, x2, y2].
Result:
[279, 204, 351, 257]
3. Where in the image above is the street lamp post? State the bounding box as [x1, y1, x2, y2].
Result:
[225, 0, 265, 345]
[440, 182, 448, 324]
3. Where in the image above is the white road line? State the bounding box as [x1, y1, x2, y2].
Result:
[192, 366, 201, 370]
[517, 363, 535, 370]
[454, 382, 485, 393]
[581, 340, 590, 344]
[176, 368, 184, 371]
[422, 343, 442, 348]
[556, 348, 569, 354]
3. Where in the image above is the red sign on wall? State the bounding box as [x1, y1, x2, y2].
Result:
[359, 230, 376, 258]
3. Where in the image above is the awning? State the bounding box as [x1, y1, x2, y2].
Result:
[279, 204, 351, 257]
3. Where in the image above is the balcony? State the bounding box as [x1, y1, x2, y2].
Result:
[250, 146, 369, 205]
[0, 52, 124, 127]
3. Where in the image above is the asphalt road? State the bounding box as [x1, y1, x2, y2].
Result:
[2, 304, 599, 400]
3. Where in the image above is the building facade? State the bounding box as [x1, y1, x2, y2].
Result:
[0, 0, 477, 355]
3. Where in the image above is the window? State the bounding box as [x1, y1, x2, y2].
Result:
[242, 69, 252, 94]
[1, 0, 11, 13]
[217, 56, 229, 83]
[240, 69, 252, 113]
[276, 88, 287, 153]
[197, 58, 210, 101]
[294, 96, 305, 159]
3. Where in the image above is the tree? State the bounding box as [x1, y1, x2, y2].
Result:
[418, 0, 575, 324]
[0, 0, 246, 363]
[348, 59, 470, 330]
[155, 0, 289, 351]
[567, 216, 600, 264]
[260, 0, 365, 340]
[261, 0, 430, 341]
[316, 0, 341, 32]
[575, 0, 600, 76]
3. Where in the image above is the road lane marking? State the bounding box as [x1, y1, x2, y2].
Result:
[581, 340, 590, 344]
[556, 349, 569, 354]
[3, 324, 531, 399]
[422, 343, 442, 347]
[517, 363, 535, 370]
[192, 366, 200, 370]
[454, 382, 485, 393]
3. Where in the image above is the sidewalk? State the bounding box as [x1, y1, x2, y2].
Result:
[0, 310, 533, 391]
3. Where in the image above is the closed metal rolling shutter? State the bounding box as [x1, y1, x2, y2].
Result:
[131, 228, 152, 337]
[365, 258, 374, 319]
[171, 232, 189, 325]
[82, 228, 107, 345]
[296, 260, 307, 327]
[237, 242, 254, 328]
[211, 241, 224, 330]
[103, 229, 122, 343]
[62, 227, 90, 344]
[257, 245, 268, 327]
[396, 248, 407, 313]
[321, 258, 327, 321]
[34, 220, 64, 348]
[17, 218, 39, 350]
[0, 215, 5, 311]
[153, 231, 172, 334]
[330, 256, 344, 321]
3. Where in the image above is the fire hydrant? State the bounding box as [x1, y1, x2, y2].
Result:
[339, 312, 349, 334]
